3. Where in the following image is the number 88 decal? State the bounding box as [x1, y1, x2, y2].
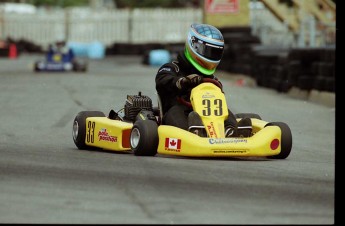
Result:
[202, 99, 223, 116]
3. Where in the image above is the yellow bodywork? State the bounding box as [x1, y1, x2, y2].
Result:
[85, 117, 133, 152]
[190, 82, 228, 138]
[83, 116, 281, 157]
[156, 122, 281, 157]
[81, 82, 284, 157]
[172, 83, 283, 157]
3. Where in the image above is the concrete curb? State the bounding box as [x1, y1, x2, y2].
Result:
[288, 87, 336, 108]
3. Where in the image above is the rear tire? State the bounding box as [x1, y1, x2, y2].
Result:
[72, 111, 105, 150]
[34, 62, 39, 72]
[130, 120, 158, 156]
[265, 122, 292, 159]
[73, 61, 87, 72]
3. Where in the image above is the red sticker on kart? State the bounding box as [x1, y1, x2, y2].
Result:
[98, 128, 117, 142]
[165, 138, 181, 151]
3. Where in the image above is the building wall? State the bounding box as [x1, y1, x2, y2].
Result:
[203, 0, 250, 27]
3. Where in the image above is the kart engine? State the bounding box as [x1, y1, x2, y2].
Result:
[124, 92, 153, 121]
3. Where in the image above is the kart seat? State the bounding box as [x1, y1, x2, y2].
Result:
[153, 92, 164, 125]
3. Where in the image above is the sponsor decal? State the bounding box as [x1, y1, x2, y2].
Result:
[165, 138, 181, 152]
[207, 122, 218, 137]
[209, 138, 247, 144]
[196, 57, 208, 68]
[46, 63, 64, 70]
[138, 113, 145, 120]
[98, 128, 117, 142]
[213, 149, 248, 154]
[158, 67, 171, 73]
[205, 0, 239, 14]
[172, 61, 180, 72]
[202, 92, 215, 99]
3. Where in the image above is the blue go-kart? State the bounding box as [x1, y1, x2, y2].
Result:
[34, 45, 87, 72]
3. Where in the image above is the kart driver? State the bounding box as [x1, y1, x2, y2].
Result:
[155, 23, 252, 137]
[47, 38, 75, 64]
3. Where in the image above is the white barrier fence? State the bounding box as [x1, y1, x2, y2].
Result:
[0, 6, 334, 49]
[0, 8, 202, 47]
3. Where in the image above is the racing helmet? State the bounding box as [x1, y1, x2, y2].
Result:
[56, 39, 66, 47]
[55, 34, 66, 47]
[184, 23, 224, 75]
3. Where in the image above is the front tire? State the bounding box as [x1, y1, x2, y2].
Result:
[72, 111, 105, 150]
[265, 122, 292, 159]
[130, 120, 158, 156]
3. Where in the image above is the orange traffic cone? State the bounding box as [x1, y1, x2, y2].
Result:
[9, 43, 17, 59]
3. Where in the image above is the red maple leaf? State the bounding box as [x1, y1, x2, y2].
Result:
[170, 140, 176, 146]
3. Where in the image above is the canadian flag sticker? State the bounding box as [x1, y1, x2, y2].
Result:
[165, 138, 181, 151]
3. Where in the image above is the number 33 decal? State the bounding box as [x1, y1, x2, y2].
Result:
[202, 99, 223, 116]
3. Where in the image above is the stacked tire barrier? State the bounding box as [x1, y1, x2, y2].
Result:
[218, 26, 335, 94]
[250, 46, 291, 92]
[249, 46, 335, 93]
[0, 38, 43, 57]
[286, 47, 335, 93]
[218, 27, 261, 75]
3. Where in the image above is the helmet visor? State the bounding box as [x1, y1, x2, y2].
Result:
[190, 36, 224, 61]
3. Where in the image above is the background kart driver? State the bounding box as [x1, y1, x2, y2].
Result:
[47, 37, 75, 64]
[155, 23, 252, 137]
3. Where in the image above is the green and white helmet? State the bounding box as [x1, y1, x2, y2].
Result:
[185, 23, 224, 75]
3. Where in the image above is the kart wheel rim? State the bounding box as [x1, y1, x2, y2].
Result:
[72, 120, 79, 141]
[130, 128, 140, 148]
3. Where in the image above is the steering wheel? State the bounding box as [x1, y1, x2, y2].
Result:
[177, 78, 223, 108]
[202, 78, 222, 89]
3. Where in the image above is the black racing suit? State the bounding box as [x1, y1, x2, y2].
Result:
[155, 51, 237, 131]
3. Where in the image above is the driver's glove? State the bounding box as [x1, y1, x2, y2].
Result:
[176, 74, 202, 90]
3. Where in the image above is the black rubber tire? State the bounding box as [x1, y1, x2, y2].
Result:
[34, 61, 41, 72]
[79, 63, 87, 72]
[130, 120, 158, 156]
[73, 61, 87, 72]
[34, 63, 39, 72]
[235, 113, 262, 120]
[265, 122, 292, 159]
[297, 75, 314, 91]
[72, 111, 105, 150]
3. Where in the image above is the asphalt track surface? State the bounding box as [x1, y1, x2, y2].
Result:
[0, 54, 336, 224]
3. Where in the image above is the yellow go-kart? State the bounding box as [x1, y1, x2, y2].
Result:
[72, 78, 292, 159]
